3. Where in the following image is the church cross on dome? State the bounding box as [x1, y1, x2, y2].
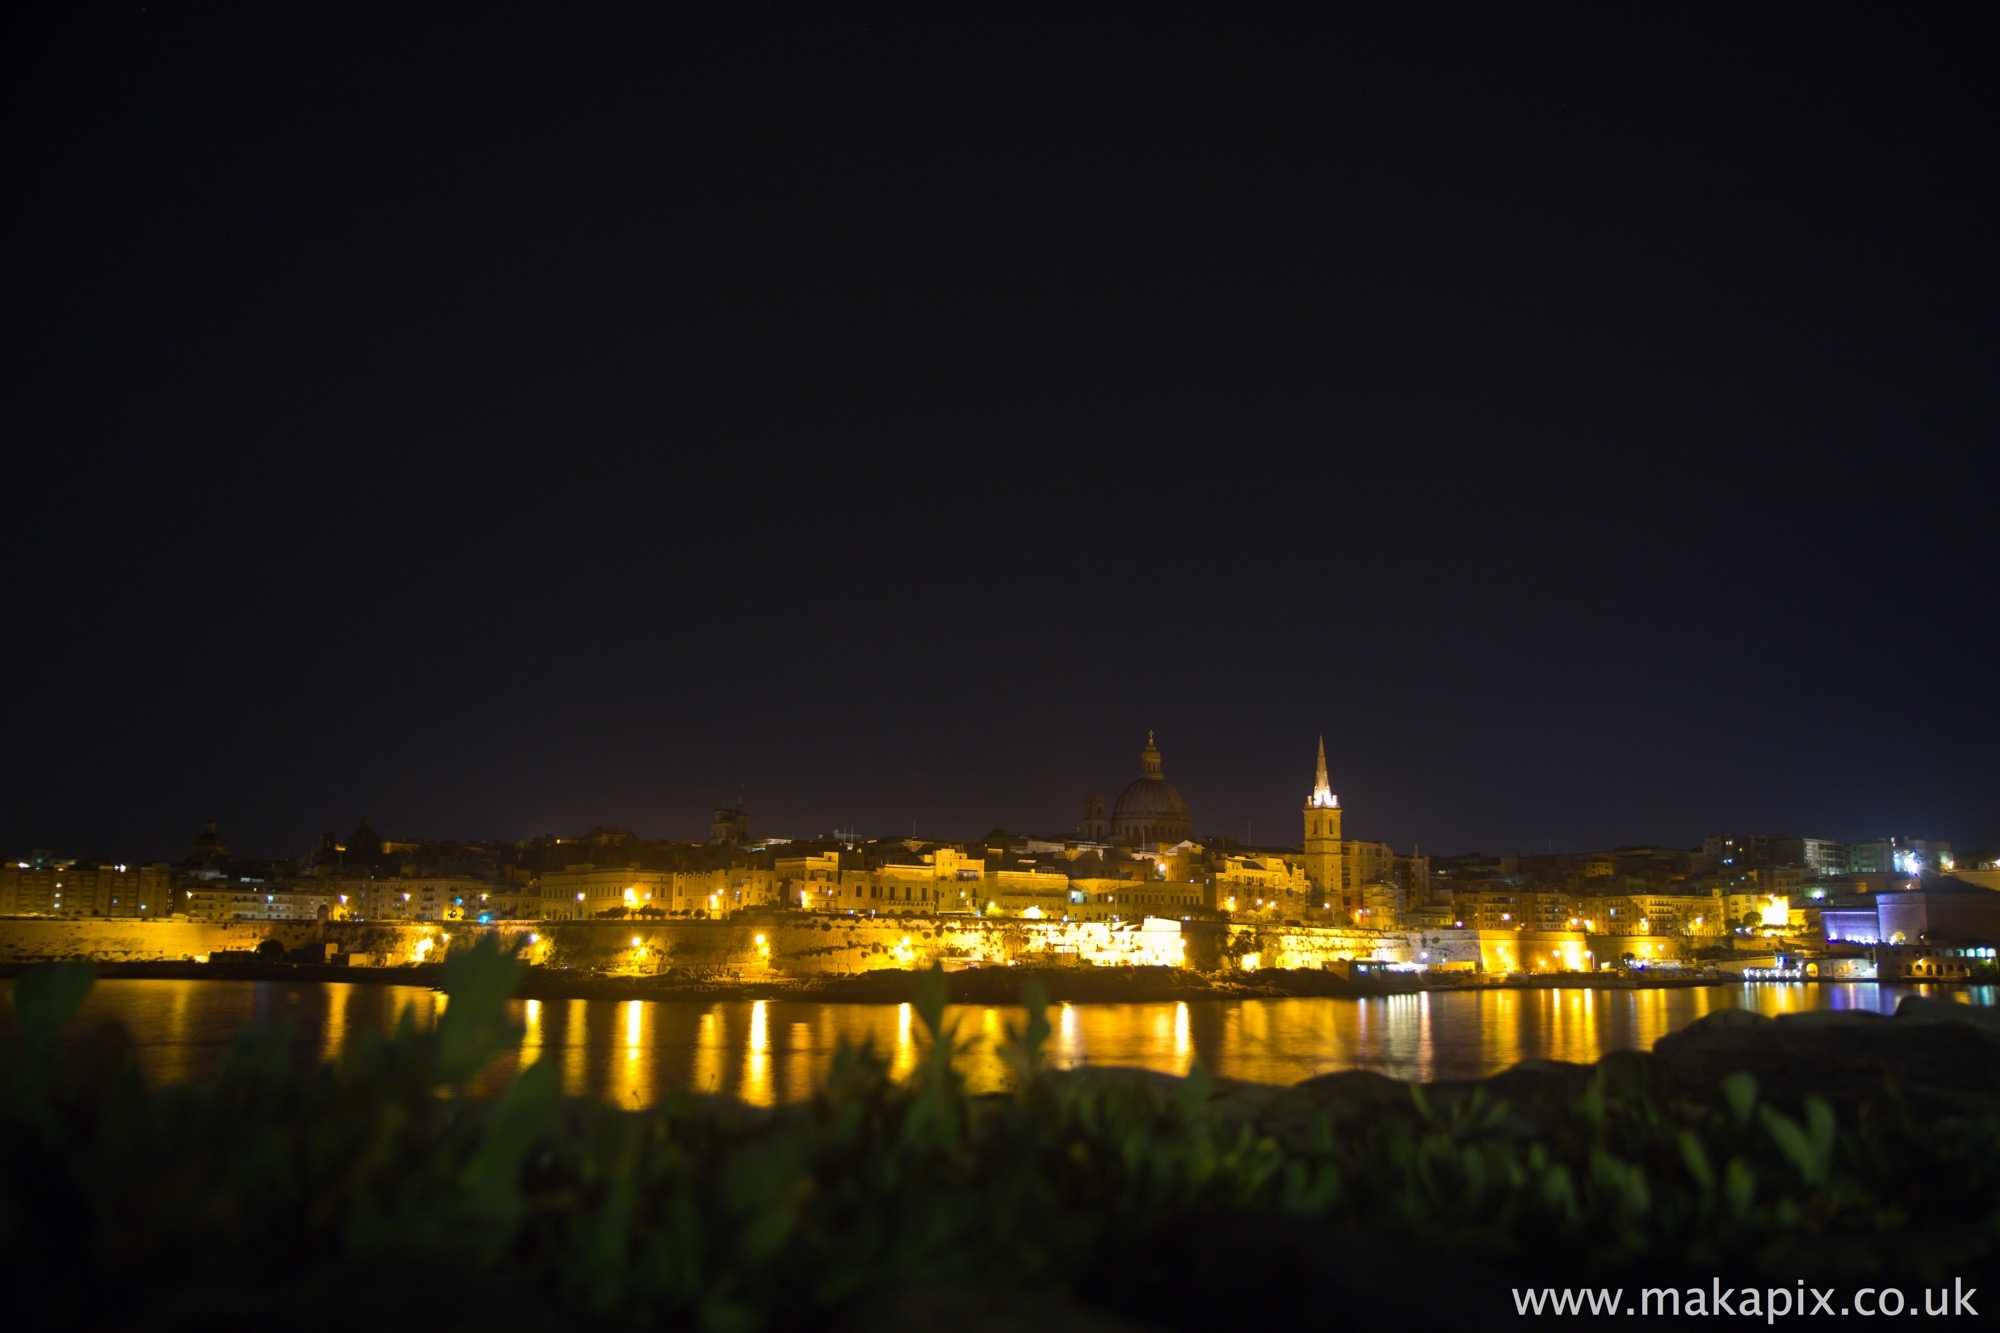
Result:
[1309, 735, 1338, 809]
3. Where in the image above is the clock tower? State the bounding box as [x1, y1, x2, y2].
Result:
[1301, 737, 1343, 907]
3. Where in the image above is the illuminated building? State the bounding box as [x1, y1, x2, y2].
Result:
[0, 862, 172, 917]
[541, 864, 781, 919]
[316, 875, 491, 922]
[185, 883, 333, 922]
[1214, 854, 1313, 916]
[1847, 837, 1953, 876]
[1340, 840, 1396, 908]
[1110, 732, 1193, 846]
[1300, 736, 1343, 902]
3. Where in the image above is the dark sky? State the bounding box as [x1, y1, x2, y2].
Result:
[5, 4, 1994, 862]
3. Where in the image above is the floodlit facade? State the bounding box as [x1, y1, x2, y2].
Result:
[0, 863, 173, 917]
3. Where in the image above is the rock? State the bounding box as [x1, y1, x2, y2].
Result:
[1652, 1004, 2000, 1108]
[1677, 1007, 1771, 1033]
[1896, 994, 2000, 1031]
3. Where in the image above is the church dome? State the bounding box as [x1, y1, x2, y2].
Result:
[1111, 732, 1193, 845]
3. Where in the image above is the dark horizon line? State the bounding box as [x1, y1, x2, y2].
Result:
[12, 823, 1973, 869]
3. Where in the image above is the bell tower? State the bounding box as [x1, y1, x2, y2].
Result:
[1301, 737, 1343, 906]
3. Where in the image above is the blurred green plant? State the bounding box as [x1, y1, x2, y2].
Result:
[2, 946, 1995, 1330]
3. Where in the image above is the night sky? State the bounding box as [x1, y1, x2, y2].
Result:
[5, 5, 1994, 862]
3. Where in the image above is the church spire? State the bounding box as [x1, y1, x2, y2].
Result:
[1309, 735, 1338, 809]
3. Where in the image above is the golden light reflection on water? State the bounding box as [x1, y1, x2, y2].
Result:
[692, 1008, 722, 1095]
[519, 998, 543, 1069]
[891, 1001, 917, 1081]
[742, 1000, 772, 1107]
[14, 978, 1996, 1106]
[321, 979, 350, 1067]
[608, 1000, 647, 1109]
[562, 998, 588, 1097]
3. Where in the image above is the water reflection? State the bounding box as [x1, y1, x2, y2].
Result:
[8, 978, 1993, 1105]
[743, 1000, 771, 1106]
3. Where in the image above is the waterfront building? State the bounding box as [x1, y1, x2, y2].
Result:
[318, 875, 492, 922]
[775, 849, 854, 911]
[1356, 879, 1404, 929]
[1822, 874, 2000, 946]
[679, 864, 782, 915]
[1712, 886, 1793, 933]
[539, 867, 677, 919]
[186, 884, 333, 922]
[1215, 854, 1313, 915]
[1572, 890, 1717, 940]
[539, 864, 781, 919]
[0, 862, 172, 917]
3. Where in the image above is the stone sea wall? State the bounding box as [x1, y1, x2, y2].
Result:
[0, 915, 1506, 976]
[521, 916, 1215, 976]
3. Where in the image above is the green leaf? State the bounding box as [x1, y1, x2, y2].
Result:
[1000, 980, 1052, 1085]
[1721, 1071, 1757, 1127]
[435, 935, 527, 1084]
[1803, 1095, 1836, 1171]
[11, 960, 94, 1049]
[1724, 1156, 1757, 1217]
[1676, 1130, 1715, 1195]
[912, 963, 948, 1043]
[1760, 1106, 1822, 1186]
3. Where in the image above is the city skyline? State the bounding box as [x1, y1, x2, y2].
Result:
[8, 730, 1983, 868]
[5, 9, 1995, 1325]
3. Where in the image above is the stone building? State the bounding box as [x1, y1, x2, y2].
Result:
[0, 862, 172, 917]
[1300, 736, 1343, 902]
[709, 797, 750, 845]
[185, 884, 334, 922]
[1110, 733, 1193, 846]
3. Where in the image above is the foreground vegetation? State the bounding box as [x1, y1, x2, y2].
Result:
[2, 941, 1996, 1331]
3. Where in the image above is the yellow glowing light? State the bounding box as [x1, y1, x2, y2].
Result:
[1240, 952, 1261, 972]
[411, 938, 434, 961]
[631, 936, 643, 948]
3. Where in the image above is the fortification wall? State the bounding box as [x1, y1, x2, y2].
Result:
[501, 916, 1206, 976]
[1225, 923, 1412, 971]
[0, 914, 1421, 976]
[0, 917, 321, 964]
